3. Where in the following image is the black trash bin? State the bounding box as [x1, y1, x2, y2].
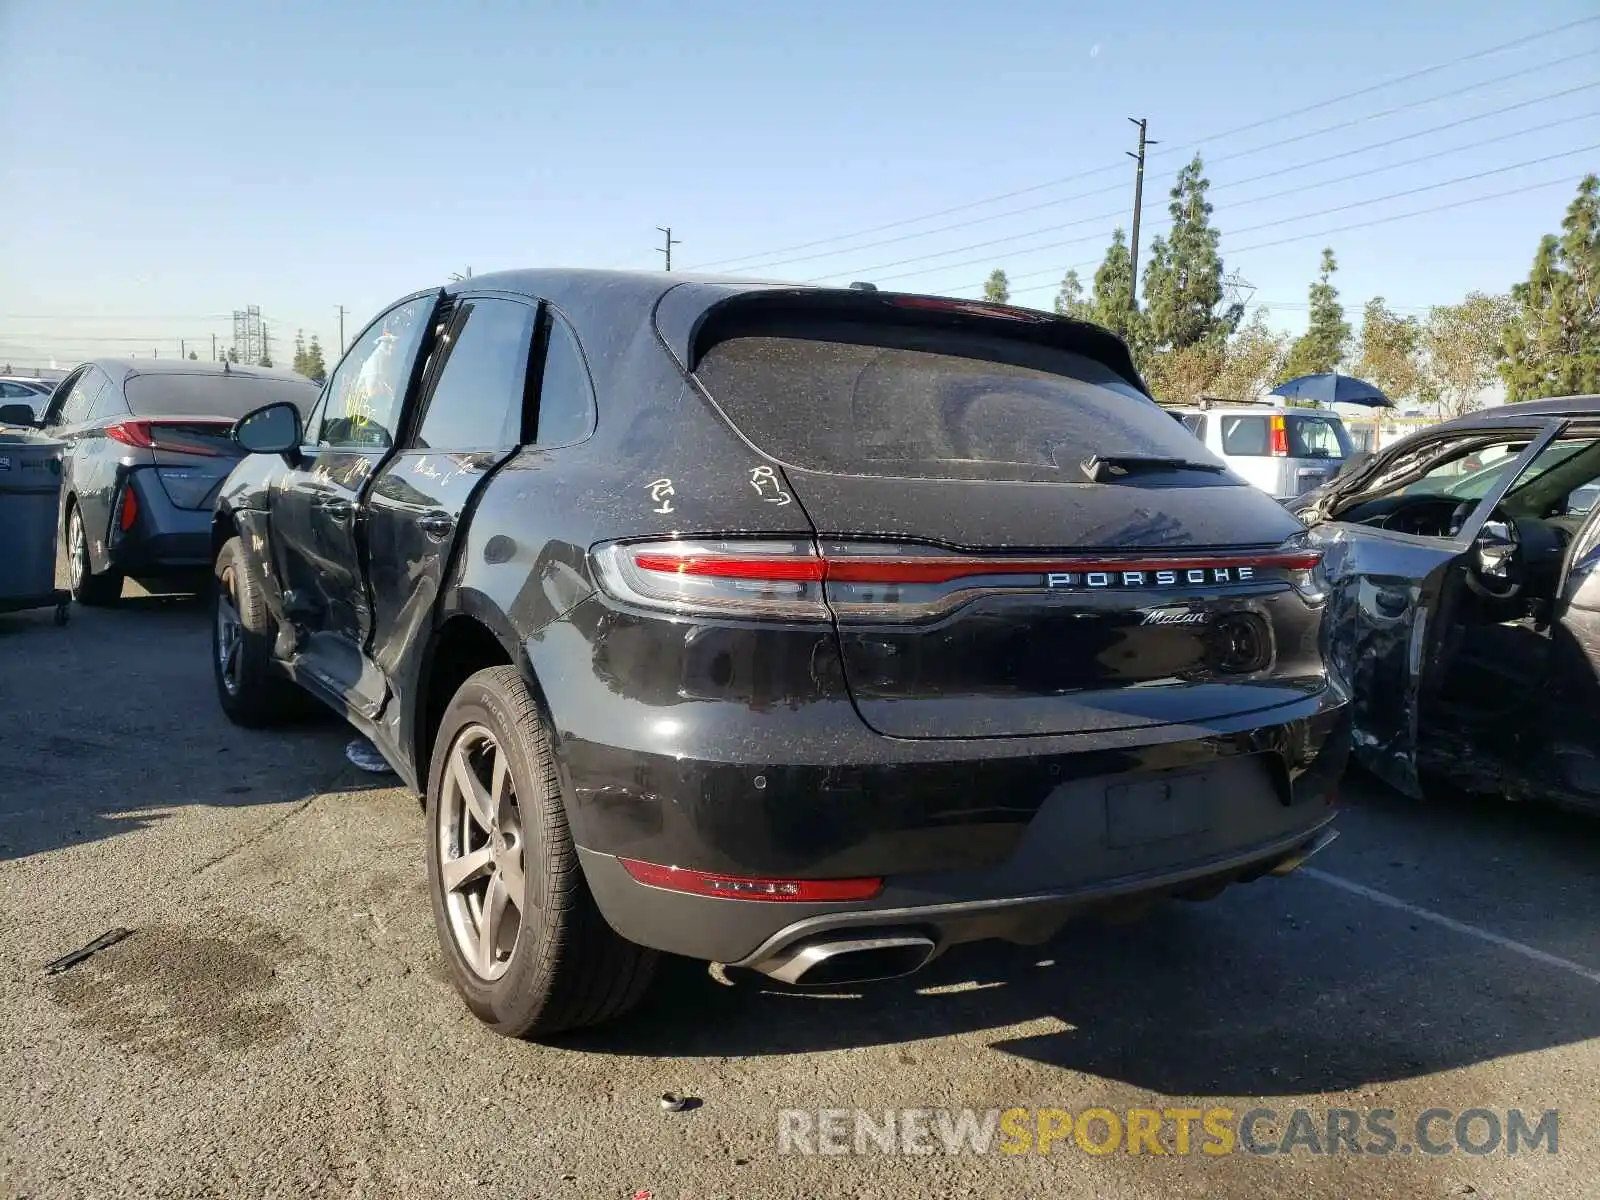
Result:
[0, 428, 70, 625]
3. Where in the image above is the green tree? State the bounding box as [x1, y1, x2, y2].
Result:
[1500, 174, 1600, 401]
[1353, 297, 1423, 405]
[304, 335, 328, 383]
[1282, 248, 1351, 382]
[292, 329, 310, 377]
[1141, 341, 1223, 402]
[187, 350, 198, 360]
[1052, 269, 1091, 320]
[1213, 308, 1290, 400]
[983, 269, 1011, 304]
[1141, 156, 1241, 354]
[1081, 227, 1140, 346]
[1423, 292, 1516, 418]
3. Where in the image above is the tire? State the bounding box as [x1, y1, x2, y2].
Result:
[425, 666, 658, 1037]
[212, 535, 307, 727]
[66, 502, 122, 607]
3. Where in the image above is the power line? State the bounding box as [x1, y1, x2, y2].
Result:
[807, 125, 1598, 284]
[995, 174, 1584, 297]
[772, 62, 1598, 280]
[873, 146, 1595, 292]
[682, 16, 1600, 271]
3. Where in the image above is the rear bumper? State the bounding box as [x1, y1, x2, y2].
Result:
[568, 700, 1349, 966]
[105, 470, 212, 573]
[581, 818, 1339, 974]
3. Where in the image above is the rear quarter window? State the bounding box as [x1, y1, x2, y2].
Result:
[691, 324, 1220, 484]
[1220, 415, 1270, 456]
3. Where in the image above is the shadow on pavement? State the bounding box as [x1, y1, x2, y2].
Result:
[0, 601, 393, 861]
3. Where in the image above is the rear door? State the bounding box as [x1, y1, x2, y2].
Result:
[270, 291, 444, 716]
[1307, 422, 1563, 796]
[364, 294, 541, 688]
[689, 308, 1332, 741]
[1284, 411, 1353, 498]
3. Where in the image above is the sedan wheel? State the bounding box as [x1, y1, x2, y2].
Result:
[215, 564, 245, 697]
[437, 725, 528, 982]
[66, 504, 121, 606]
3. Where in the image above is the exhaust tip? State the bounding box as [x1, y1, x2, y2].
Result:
[754, 933, 937, 987]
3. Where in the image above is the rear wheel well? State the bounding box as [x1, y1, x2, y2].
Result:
[416, 616, 515, 788]
[211, 509, 239, 561]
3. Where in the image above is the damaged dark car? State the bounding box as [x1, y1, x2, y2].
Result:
[210, 270, 1349, 1037]
[1289, 395, 1600, 812]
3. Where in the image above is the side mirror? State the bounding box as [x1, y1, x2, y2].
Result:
[0, 403, 38, 427]
[233, 401, 302, 461]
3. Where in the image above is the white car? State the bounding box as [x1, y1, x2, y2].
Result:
[1169, 401, 1355, 501]
[0, 377, 55, 420]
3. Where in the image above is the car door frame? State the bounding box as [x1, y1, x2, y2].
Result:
[1307, 418, 1565, 797]
[268, 287, 449, 720]
[360, 289, 546, 780]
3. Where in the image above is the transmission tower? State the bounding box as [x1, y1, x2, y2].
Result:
[232, 305, 264, 363]
[1221, 271, 1256, 313]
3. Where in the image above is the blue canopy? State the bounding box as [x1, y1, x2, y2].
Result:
[1270, 372, 1392, 408]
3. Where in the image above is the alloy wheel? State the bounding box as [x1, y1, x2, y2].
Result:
[215, 567, 243, 696]
[437, 725, 528, 981]
[68, 510, 85, 591]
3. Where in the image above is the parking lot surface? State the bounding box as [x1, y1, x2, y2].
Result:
[2, 591, 1598, 1200]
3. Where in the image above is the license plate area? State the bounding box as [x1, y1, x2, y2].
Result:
[1105, 772, 1213, 848]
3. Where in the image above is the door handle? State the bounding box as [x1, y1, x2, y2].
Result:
[418, 511, 455, 539]
[319, 497, 353, 520]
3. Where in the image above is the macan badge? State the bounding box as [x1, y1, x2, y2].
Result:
[1139, 607, 1210, 626]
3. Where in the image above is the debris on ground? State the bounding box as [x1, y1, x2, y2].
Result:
[43, 928, 132, 975]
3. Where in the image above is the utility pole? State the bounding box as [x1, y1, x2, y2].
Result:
[337, 305, 347, 353]
[211, 333, 217, 361]
[180, 339, 186, 360]
[1127, 118, 1157, 306]
[656, 226, 681, 272]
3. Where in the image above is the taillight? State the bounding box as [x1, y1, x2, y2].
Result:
[594, 537, 1329, 621]
[105, 421, 156, 449]
[592, 540, 831, 620]
[1269, 415, 1289, 457]
[117, 485, 139, 532]
[105, 420, 226, 456]
[1276, 532, 1326, 604]
[619, 858, 883, 902]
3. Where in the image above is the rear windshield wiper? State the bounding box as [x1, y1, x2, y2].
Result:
[1079, 454, 1227, 483]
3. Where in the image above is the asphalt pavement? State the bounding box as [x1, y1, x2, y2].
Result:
[2, 588, 1597, 1199]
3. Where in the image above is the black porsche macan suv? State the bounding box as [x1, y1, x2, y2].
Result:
[211, 271, 1349, 1036]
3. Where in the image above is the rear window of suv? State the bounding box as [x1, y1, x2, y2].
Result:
[691, 322, 1223, 484]
[1218, 412, 1351, 458]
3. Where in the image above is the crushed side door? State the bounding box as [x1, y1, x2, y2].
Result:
[1308, 422, 1562, 797]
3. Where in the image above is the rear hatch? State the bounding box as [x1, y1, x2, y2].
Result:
[1216, 409, 1352, 497]
[687, 296, 1327, 739]
[123, 370, 318, 509]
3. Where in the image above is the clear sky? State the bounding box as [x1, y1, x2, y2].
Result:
[1, 0, 1596, 369]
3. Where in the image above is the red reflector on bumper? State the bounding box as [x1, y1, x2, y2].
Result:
[118, 486, 139, 532]
[618, 858, 883, 902]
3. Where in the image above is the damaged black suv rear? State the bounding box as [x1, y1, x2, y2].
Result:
[212, 271, 1349, 1036]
